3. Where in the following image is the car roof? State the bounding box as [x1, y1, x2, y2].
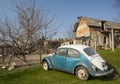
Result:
[58, 44, 89, 51]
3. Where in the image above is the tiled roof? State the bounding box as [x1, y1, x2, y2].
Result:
[74, 16, 120, 32]
[105, 21, 120, 29]
[81, 16, 101, 27]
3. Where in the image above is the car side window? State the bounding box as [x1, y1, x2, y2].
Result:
[68, 48, 80, 58]
[56, 48, 66, 56]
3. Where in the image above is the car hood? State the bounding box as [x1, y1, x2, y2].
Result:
[90, 54, 108, 71]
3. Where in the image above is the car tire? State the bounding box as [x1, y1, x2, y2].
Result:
[75, 66, 89, 80]
[43, 61, 49, 71]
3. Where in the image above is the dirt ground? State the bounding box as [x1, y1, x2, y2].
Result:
[0, 54, 47, 70]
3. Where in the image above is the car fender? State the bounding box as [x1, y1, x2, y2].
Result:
[42, 56, 53, 69]
[73, 61, 92, 74]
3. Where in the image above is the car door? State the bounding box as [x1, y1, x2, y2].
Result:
[66, 48, 80, 72]
[53, 48, 67, 70]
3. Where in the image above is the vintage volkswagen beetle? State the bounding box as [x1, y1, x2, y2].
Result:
[42, 44, 113, 80]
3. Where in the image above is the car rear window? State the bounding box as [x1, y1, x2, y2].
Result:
[83, 47, 97, 56]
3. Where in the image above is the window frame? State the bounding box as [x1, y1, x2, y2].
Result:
[83, 47, 97, 56]
[67, 48, 80, 58]
[55, 48, 67, 56]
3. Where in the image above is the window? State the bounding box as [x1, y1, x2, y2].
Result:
[68, 49, 80, 58]
[104, 37, 106, 44]
[83, 47, 97, 56]
[56, 48, 66, 56]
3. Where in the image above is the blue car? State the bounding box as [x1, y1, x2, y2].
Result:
[42, 44, 113, 80]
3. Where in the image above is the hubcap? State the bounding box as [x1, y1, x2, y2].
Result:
[78, 69, 87, 79]
[43, 62, 48, 70]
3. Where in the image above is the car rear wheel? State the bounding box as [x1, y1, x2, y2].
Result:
[75, 66, 89, 80]
[43, 61, 49, 71]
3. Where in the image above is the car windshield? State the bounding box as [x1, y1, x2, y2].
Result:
[83, 47, 97, 56]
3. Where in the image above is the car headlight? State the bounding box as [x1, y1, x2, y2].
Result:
[102, 62, 108, 71]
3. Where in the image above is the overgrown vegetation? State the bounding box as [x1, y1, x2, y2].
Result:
[0, 49, 120, 84]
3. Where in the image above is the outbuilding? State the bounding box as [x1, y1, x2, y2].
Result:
[73, 16, 120, 50]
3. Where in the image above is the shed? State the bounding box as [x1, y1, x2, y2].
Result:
[73, 16, 120, 50]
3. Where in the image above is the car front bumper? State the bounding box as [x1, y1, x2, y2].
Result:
[95, 68, 113, 77]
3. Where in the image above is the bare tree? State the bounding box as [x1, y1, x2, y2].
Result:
[41, 21, 57, 40]
[66, 25, 75, 39]
[0, 0, 56, 63]
[113, 0, 120, 8]
[113, 0, 120, 21]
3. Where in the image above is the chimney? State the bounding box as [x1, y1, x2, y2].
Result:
[101, 21, 106, 30]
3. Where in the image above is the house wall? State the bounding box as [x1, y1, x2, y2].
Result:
[76, 18, 90, 38]
[75, 25, 111, 49]
[89, 27, 107, 49]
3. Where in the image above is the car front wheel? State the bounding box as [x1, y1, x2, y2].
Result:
[43, 61, 49, 71]
[75, 66, 89, 80]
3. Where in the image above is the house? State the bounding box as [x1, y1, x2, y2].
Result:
[73, 16, 120, 50]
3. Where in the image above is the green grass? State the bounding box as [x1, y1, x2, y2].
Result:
[0, 49, 120, 84]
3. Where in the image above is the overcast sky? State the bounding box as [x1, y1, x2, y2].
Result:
[0, 0, 118, 39]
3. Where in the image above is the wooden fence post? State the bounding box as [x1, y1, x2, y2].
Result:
[39, 46, 42, 64]
[111, 28, 114, 51]
[2, 47, 4, 63]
